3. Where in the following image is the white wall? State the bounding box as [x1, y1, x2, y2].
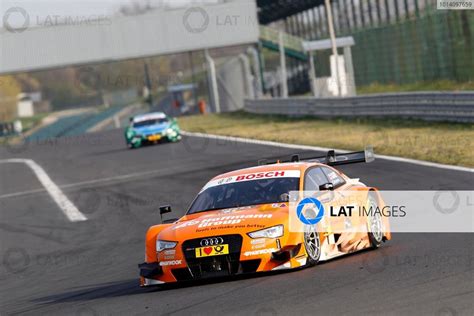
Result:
[0, 0, 259, 75]
[17, 100, 34, 117]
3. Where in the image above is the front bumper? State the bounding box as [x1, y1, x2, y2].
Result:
[140, 234, 305, 286]
[127, 130, 181, 147]
[138, 262, 163, 279]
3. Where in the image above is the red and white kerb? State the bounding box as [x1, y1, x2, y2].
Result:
[200, 170, 301, 193]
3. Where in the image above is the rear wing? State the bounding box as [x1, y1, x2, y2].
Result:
[258, 147, 375, 167]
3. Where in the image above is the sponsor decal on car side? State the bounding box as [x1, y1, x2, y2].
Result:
[163, 249, 176, 259]
[250, 238, 267, 249]
[159, 260, 182, 266]
[243, 248, 278, 257]
[215, 206, 253, 214]
[173, 214, 273, 230]
[250, 238, 266, 245]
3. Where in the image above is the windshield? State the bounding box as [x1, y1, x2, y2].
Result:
[187, 177, 299, 214]
[133, 118, 168, 128]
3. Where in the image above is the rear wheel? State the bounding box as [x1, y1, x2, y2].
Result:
[303, 225, 321, 265]
[367, 195, 383, 249]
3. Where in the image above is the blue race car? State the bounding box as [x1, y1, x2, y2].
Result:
[125, 112, 181, 149]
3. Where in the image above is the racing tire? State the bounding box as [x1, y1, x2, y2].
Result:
[303, 224, 321, 266]
[367, 195, 383, 249]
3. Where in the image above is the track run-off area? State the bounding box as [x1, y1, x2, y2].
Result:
[0, 129, 473, 315]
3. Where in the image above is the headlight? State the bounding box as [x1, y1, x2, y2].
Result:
[247, 225, 284, 239]
[166, 128, 175, 135]
[156, 240, 177, 252]
[126, 130, 135, 138]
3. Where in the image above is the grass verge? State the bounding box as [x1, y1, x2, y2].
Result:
[20, 113, 49, 132]
[179, 112, 474, 168]
[357, 80, 474, 94]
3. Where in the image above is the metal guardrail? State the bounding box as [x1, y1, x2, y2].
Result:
[245, 92, 474, 123]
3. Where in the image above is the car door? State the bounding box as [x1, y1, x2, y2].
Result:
[303, 167, 343, 235]
[320, 166, 351, 234]
[320, 166, 370, 252]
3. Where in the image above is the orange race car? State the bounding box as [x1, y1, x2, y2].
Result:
[139, 149, 391, 286]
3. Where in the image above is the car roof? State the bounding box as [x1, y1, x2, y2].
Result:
[211, 162, 322, 181]
[133, 112, 167, 123]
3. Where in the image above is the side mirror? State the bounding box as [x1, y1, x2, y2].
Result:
[160, 205, 172, 215]
[159, 205, 172, 222]
[319, 183, 334, 191]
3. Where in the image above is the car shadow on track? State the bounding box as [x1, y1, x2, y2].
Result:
[30, 269, 302, 306]
[30, 245, 394, 307]
[87, 141, 177, 157]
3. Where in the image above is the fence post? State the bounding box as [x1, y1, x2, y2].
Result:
[279, 31, 289, 98]
[205, 49, 221, 113]
[308, 52, 318, 97]
[343, 46, 357, 96]
[325, 0, 342, 96]
[239, 54, 255, 100]
[249, 47, 263, 99]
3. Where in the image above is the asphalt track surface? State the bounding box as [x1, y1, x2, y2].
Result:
[0, 130, 473, 316]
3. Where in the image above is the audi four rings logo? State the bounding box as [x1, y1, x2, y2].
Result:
[200, 237, 224, 247]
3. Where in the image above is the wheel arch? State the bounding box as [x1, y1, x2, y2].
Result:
[367, 188, 392, 241]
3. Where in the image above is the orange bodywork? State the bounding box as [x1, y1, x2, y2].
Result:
[139, 163, 391, 286]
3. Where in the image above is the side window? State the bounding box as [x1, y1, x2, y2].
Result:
[322, 167, 345, 188]
[304, 168, 329, 191]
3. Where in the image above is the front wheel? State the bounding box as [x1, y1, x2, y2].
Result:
[127, 142, 138, 149]
[303, 225, 321, 266]
[168, 134, 182, 143]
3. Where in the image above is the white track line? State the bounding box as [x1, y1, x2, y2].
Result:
[0, 159, 87, 222]
[0, 164, 185, 200]
[182, 132, 474, 173]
